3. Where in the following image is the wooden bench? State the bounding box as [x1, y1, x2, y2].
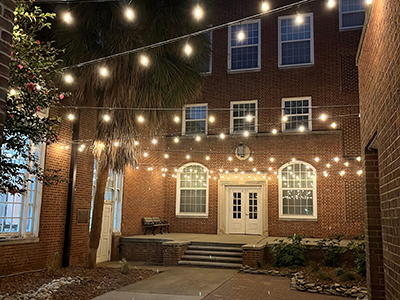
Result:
[142, 217, 170, 235]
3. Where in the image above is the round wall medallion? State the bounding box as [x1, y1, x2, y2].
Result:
[235, 143, 251, 160]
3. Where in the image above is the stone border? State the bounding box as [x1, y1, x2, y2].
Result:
[240, 266, 368, 300]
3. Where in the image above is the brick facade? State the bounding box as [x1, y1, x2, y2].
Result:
[358, 0, 400, 299]
[0, 0, 15, 143]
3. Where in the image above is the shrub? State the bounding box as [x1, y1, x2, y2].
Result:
[336, 267, 344, 276]
[317, 270, 331, 280]
[46, 252, 59, 271]
[270, 234, 306, 267]
[310, 261, 320, 273]
[340, 271, 356, 282]
[317, 234, 347, 267]
[348, 234, 366, 276]
[119, 258, 129, 275]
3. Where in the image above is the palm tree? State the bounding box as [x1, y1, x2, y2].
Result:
[54, 0, 211, 268]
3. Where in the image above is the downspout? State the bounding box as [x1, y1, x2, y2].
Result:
[62, 109, 80, 267]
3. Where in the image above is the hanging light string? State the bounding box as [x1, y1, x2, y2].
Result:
[61, 0, 315, 70]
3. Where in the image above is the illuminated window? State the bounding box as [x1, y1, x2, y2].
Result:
[230, 100, 258, 133]
[182, 104, 208, 135]
[339, 0, 365, 30]
[282, 97, 312, 131]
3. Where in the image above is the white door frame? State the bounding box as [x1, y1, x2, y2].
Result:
[96, 202, 113, 263]
[217, 173, 268, 235]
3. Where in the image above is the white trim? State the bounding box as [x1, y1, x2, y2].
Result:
[281, 97, 312, 132]
[278, 13, 314, 68]
[278, 161, 317, 220]
[339, 0, 365, 31]
[182, 103, 208, 135]
[230, 100, 258, 134]
[228, 19, 261, 73]
[176, 162, 209, 218]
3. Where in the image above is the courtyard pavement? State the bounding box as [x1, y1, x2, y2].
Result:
[94, 262, 341, 300]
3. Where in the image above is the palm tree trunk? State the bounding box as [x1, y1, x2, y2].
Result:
[86, 166, 108, 269]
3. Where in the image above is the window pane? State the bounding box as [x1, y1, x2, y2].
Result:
[282, 41, 311, 65]
[342, 11, 365, 28]
[231, 46, 259, 70]
[230, 22, 259, 70]
[179, 165, 207, 213]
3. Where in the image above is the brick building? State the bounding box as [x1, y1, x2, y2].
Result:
[1, 0, 367, 275]
[357, 0, 400, 299]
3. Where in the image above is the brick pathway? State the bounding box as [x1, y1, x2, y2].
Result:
[203, 273, 340, 300]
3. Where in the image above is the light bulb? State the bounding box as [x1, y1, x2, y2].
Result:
[164, 154, 169, 159]
[134, 141, 139, 146]
[296, 14, 304, 24]
[344, 162, 349, 167]
[63, 12, 73, 24]
[36, 85, 41, 90]
[67, 113, 75, 121]
[99, 67, 109, 77]
[268, 167, 272, 171]
[299, 126, 305, 132]
[219, 133, 225, 139]
[320, 114, 327, 121]
[193, 5, 203, 20]
[246, 115, 253, 122]
[209, 116, 215, 123]
[162, 173, 166, 177]
[64, 74, 73, 84]
[327, 0, 336, 8]
[174, 116, 180, 123]
[152, 139, 158, 144]
[125, 8, 135, 21]
[334, 157, 339, 162]
[253, 168, 257, 172]
[206, 156, 210, 160]
[78, 148, 83, 152]
[357, 170, 363, 176]
[184, 44, 193, 56]
[261, 2, 270, 12]
[103, 114, 111, 122]
[143, 152, 148, 157]
[292, 158, 296, 162]
[80, 145, 85, 149]
[249, 157, 253, 161]
[195, 136, 201, 142]
[324, 172, 328, 177]
[174, 137, 179, 143]
[314, 157, 320, 162]
[272, 129, 277, 134]
[114, 142, 119, 147]
[9, 89, 16, 95]
[339, 171, 345, 176]
[357, 156, 361, 162]
[65, 146, 69, 149]
[366, 0, 372, 4]
[244, 131, 249, 137]
[237, 30, 245, 41]
[228, 157, 233, 161]
[138, 115, 145, 123]
[282, 116, 288, 122]
[331, 122, 337, 129]
[326, 163, 331, 168]
[270, 158, 274, 162]
[186, 155, 190, 159]
[140, 55, 149, 67]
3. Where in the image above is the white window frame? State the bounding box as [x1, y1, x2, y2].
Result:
[230, 100, 258, 134]
[278, 161, 317, 220]
[281, 97, 312, 132]
[176, 163, 209, 218]
[228, 19, 261, 73]
[200, 31, 212, 75]
[278, 13, 314, 68]
[339, 0, 365, 31]
[182, 103, 208, 135]
[91, 164, 124, 233]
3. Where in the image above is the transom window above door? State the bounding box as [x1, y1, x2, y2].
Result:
[228, 20, 261, 72]
[339, 0, 365, 30]
[183, 104, 208, 135]
[279, 161, 317, 220]
[278, 13, 314, 68]
[230, 100, 258, 134]
[282, 97, 312, 131]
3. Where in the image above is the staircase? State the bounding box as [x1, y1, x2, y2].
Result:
[178, 242, 244, 269]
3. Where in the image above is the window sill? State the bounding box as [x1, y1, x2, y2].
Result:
[279, 217, 317, 222]
[0, 236, 39, 246]
[278, 63, 314, 69]
[339, 26, 363, 32]
[176, 214, 208, 219]
[228, 68, 261, 74]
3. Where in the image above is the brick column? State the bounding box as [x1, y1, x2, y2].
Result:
[363, 149, 385, 300]
[0, 0, 15, 144]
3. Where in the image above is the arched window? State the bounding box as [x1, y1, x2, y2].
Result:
[279, 161, 317, 220]
[176, 163, 209, 217]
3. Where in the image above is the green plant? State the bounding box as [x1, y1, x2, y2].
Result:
[348, 234, 366, 276]
[317, 234, 347, 267]
[119, 258, 129, 275]
[270, 234, 306, 267]
[340, 271, 355, 282]
[336, 267, 344, 276]
[310, 261, 320, 273]
[317, 270, 331, 280]
[46, 252, 59, 271]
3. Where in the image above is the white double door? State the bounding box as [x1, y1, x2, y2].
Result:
[96, 202, 113, 263]
[227, 187, 262, 235]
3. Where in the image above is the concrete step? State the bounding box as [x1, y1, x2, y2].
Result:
[190, 242, 244, 248]
[178, 260, 242, 269]
[181, 255, 243, 263]
[185, 250, 243, 257]
[187, 245, 243, 252]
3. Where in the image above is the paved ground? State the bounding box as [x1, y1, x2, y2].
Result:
[203, 273, 340, 300]
[93, 263, 341, 300]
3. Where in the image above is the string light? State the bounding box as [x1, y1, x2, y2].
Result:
[323, 171, 328, 177]
[327, 0, 336, 8]
[366, 0, 372, 4]
[320, 114, 327, 121]
[228, 157, 233, 161]
[78, 147, 83, 152]
[246, 115, 253, 122]
[138, 115, 145, 123]
[339, 170, 345, 176]
[272, 129, 277, 134]
[174, 116, 180, 123]
[62, 12, 73, 24]
[357, 157, 361, 162]
[249, 157, 253, 161]
[134, 141, 139, 146]
[152, 138, 158, 144]
[334, 157, 339, 162]
[295, 14, 304, 24]
[253, 168, 257, 172]
[99, 67, 109, 77]
[124, 8, 135, 21]
[64, 74, 73, 84]
[314, 157, 319, 162]
[326, 163, 331, 168]
[261, 2, 270, 11]
[344, 162, 349, 167]
[331, 122, 337, 129]
[67, 113, 75, 121]
[162, 173, 166, 177]
[36, 85, 41, 90]
[206, 156, 210, 160]
[299, 126, 305, 132]
[292, 158, 296, 162]
[219, 169, 223, 172]
[237, 30, 245, 41]
[174, 137, 179, 143]
[244, 131, 249, 137]
[193, 5, 204, 20]
[219, 133, 225, 139]
[140, 55, 149, 67]
[183, 44, 193, 56]
[268, 167, 272, 171]
[282, 116, 288, 122]
[103, 114, 111, 122]
[357, 170, 363, 176]
[164, 154, 169, 158]
[9, 89, 16, 95]
[270, 158, 274, 162]
[186, 155, 190, 159]
[234, 168, 238, 172]
[195, 136, 201, 142]
[209, 116, 215, 123]
[114, 141, 119, 147]
[144, 152, 149, 157]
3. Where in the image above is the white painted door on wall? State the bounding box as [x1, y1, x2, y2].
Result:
[227, 187, 262, 235]
[96, 202, 113, 263]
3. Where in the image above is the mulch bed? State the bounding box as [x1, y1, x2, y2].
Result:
[0, 266, 157, 300]
[262, 263, 366, 287]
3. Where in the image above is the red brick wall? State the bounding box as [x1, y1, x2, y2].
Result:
[0, 109, 96, 275]
[358, 0, 400, 299]
[0, 0, 15, 143]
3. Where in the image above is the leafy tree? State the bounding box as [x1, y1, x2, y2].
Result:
[55, 0, 210, 268]
[0, 1, 66, 194]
